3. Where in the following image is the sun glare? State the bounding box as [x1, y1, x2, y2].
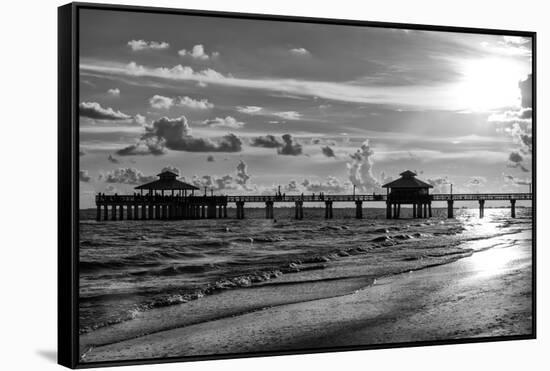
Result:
[453, 58, 528, 111]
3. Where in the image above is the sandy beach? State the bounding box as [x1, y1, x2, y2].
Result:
[81, 225, 532, 363]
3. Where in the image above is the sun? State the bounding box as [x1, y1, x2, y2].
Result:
[452, 58, 528, 111]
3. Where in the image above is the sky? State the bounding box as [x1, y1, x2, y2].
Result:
[78, 8, 533, 209]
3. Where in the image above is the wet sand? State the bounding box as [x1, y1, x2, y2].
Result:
[81, 231, 532, 362]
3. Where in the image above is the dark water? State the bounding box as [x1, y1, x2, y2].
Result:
[79, 207, 532, 333]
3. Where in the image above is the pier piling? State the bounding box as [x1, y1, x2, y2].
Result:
[479, 200, 485, 218]
[511, 199, 516, 218]
[447, 200, 454, 218]
[355, 201, 363, 219]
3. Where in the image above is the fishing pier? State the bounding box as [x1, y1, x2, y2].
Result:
[95, 170, 531, 221]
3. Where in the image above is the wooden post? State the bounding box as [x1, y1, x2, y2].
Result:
[511, 199, 516, 218]
[224, 204, 228, 218]
[118, 205, 124, 220]
[134, 204, 139, 220]
[397, 203, 401, 218]
[428, 203, 432, 218]
[423, 204, 427, 219]
[96, 205, 101, 221]
[412, 203, 416, 218]
[127, 205, 132, 220]
[386, 201, 392, 219]
[111, 205, 117, 221]
[141, 204, 146, 220]
[447, 200, 454, 218]
[295, 201, 303, 220]
[479, 200, 485, 218]
[355, 201, 363, 219]
[265, 201, 274, 219]
[103, 205, 108, 221]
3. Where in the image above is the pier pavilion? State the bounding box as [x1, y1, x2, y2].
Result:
[135, 171, 199, 196]
[382, 170, 433, 219]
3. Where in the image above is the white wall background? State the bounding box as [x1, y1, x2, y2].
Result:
[0, 0, 547, 370]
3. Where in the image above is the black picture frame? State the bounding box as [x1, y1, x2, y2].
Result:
[58, 2, 537, 368]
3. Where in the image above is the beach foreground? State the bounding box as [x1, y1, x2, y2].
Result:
[81, 212, 532, 363]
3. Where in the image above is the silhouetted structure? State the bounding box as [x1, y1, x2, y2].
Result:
[382, 170, 433, 219]
[95, 170, 531, 221]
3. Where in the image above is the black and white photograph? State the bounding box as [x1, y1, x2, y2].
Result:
[72, 4, 534, 366]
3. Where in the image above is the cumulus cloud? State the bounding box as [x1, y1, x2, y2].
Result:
[237, 106, 262, 114]
[301, 176, 349, 193]
[190, 160, 254, 192]
[202, 116, 244, 129]
[149, 95, 174, 109]
[79, 102, 131, 120]
[272, 111, 302, 120]
[490, 74, 532, 173]
[321, 146, 336, 158]
[289, 47, 310, 56]
[278, 134, 303, 155]
[149, 95, 213, 110]
[250, 135, 283, 148]
[508, 151, 528, 172]
[99, 167, 157, 184]
[107, 88, 120, 97]
[178, 44, 217, 60]
[177, 96, 213, 109]
[79, 170, 91, 182]
[107, 154, 120, 164]
[426, 176, 449, 194]
[128, 39, 169, 51]
[117, 116, 242, 155]
[346, 139, 379, 192]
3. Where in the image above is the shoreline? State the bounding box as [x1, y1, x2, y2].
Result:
[80, 226, 532, 362]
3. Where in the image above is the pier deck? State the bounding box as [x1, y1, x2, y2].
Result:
[94, 193, 531, 221]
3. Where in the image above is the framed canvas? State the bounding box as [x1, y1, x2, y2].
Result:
[58, 2, 536, 368]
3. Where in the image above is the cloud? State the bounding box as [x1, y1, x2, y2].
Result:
[107, 88, 120, 96]
[289, 47, 310, 56]
[466, 176, 487, 188]
[99, 167, 157, 184]
[79, 170, 91, 182]
[346, 139, 379, 192]
[79, 102, 131, 120]
[490, 74, 532, 173]
[202, 116, 244, 129]
[178, 44, 217, 60]
[503, 173, 531, 186]
[278, 134, 303, 155]
[426, 176, 449, 194]
[149, 95, 174, 109]
[116, 136, 167, 156]
[508, 151, 528, 172]
[207, 155, 215, 162]
[190, 160, 254, 192]
[117, 116, 242, 155]
[107, 154, 120, 164]
[149, 95, 213, 110]
[237, 106, 263, 114]
[321, 146, 336, 157]
[177, 96, 214, 109]
[128, 39, 169, 51]
[250, 135, 283, 148]
[272, 111, 302, 120]
[301, 176, 349, 193]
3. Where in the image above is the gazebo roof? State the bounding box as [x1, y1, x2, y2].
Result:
[382, 170, 433, 189]
[134, 171, 199, 191]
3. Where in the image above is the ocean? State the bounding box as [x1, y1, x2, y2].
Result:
[78, 206, 532, 335]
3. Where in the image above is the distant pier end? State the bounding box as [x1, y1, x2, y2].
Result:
[95, 169, 531, 221]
